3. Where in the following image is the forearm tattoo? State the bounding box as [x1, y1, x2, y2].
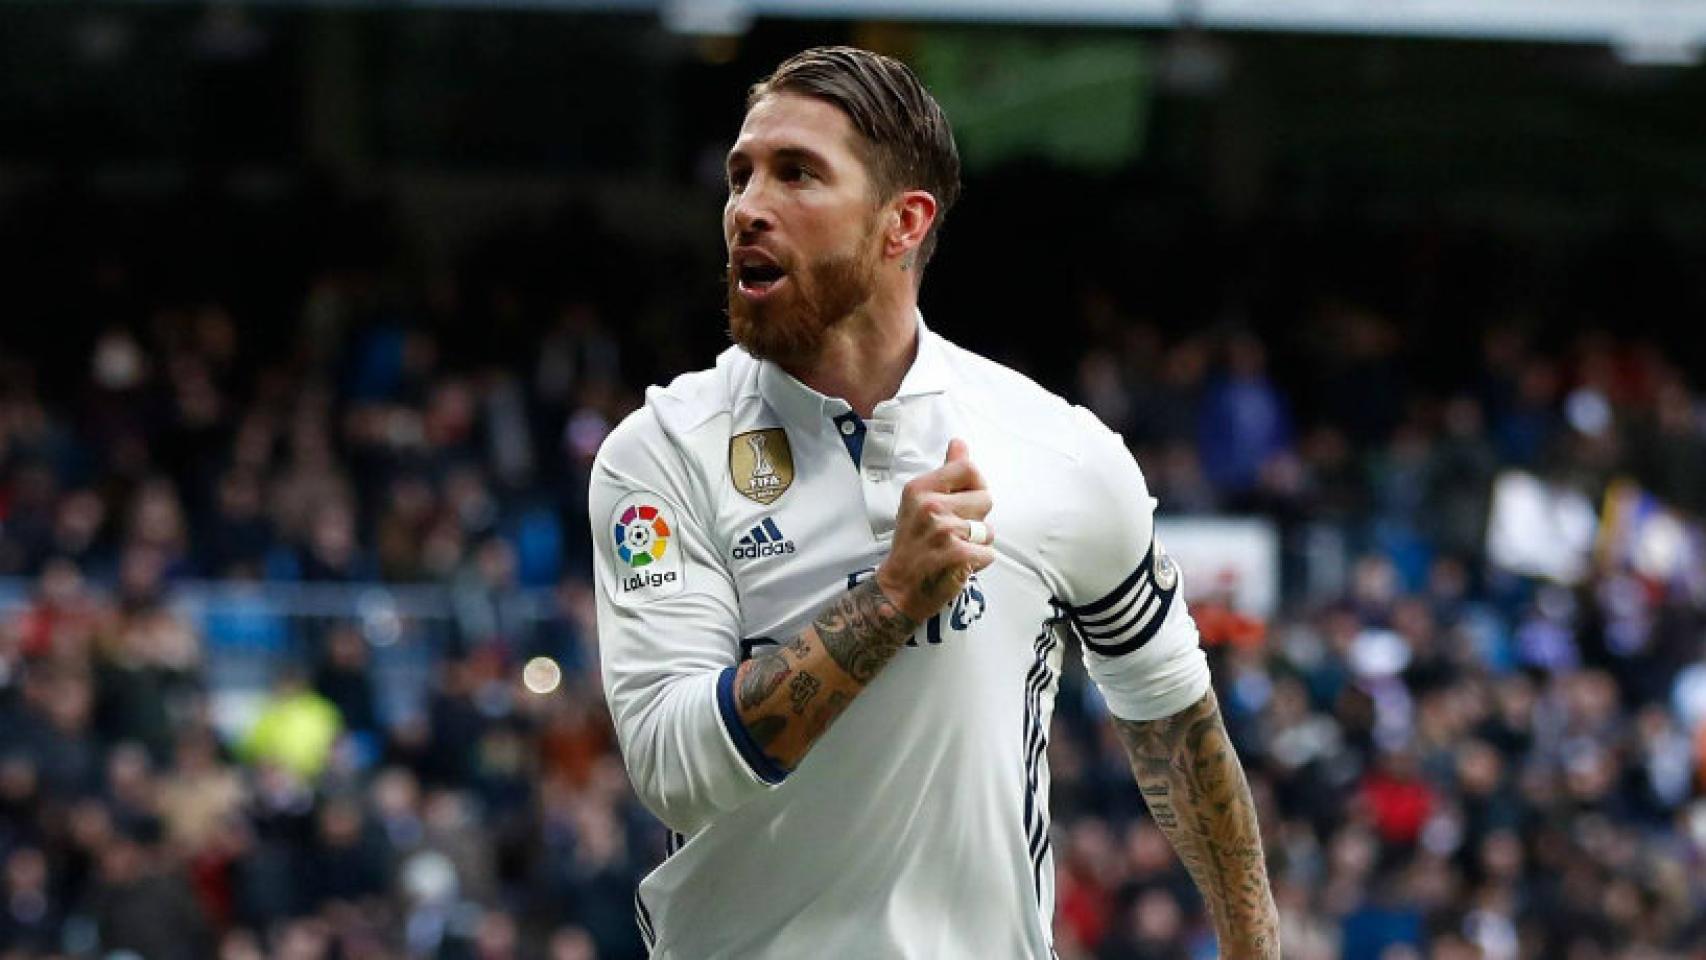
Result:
[816, 580, 919, 684]
[786, 672, 822, 715]
[738, 651, 791, 710]
[1112, 689, 1279, 960]
[733, 580, 918, 771]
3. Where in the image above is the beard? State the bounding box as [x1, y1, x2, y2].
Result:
[727, 233, 880, 369]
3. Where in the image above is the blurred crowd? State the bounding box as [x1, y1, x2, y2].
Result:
[1053, 306, 1706, 959]
[1, 191, 1705, 960]
[2, 223, 651, 957]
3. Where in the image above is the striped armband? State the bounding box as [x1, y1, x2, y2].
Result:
[1061, 540, 1180, 657]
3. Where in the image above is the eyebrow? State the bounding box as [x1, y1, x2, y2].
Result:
[725, 144, 833, 172]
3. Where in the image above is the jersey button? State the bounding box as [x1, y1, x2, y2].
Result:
[839, 420, 858, 436]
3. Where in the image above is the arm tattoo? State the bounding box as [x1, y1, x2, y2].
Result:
[1112, 688, 1279, 960]
[732, 579, 919, 771]
[816, 579, 919, 684]
[806, 690, 850, 740]
[787, 672, 822, 715]
[737, 650, 791, 711]
[746, 715, 786, 749]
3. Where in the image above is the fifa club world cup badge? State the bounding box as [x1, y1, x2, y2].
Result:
[730, 428, 794, 505]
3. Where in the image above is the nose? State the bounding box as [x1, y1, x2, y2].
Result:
[728, 181, 773, 239]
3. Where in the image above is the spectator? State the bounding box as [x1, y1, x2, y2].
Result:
[1196, 332, 1295, 502]
[85, 833, 214, 960]
[241, 670, 343, 782]
[0, 846, 59, 955]
[313, 622, 379, 738]
[157, 727, 245, 855]
[304, 795, 387, 908]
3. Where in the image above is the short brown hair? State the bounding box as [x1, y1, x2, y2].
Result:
[750, 46, 961, 271]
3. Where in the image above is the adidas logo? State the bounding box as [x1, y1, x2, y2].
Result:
[733, 518, 797, 560]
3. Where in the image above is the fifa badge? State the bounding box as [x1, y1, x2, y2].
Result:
[730, 428, 794, 505]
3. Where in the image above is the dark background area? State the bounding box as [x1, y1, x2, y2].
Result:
[4, 8, 1705, 394]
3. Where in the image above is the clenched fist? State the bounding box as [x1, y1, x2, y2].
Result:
[875, 438, 996, 624]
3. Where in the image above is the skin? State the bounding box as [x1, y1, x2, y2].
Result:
[1113, 688, 1280, 958]
[724, 92, 936, 417]
[722, 87, 1277, 954]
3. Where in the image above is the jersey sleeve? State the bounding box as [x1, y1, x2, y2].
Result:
[591, 408, 782, 835]
[1052, 409, 1211, 722]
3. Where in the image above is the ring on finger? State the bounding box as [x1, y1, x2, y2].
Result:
[964, 518, 992, 546]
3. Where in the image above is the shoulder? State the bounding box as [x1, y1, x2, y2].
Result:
[935, 336, 1100, 464]
[936, 335, 1130, 471]
[645, 346, 758, 436]
[595, 347, 756, 480]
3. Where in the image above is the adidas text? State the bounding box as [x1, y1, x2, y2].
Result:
[733, 541, 796, 561]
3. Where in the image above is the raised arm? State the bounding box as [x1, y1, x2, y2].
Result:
[596, 403, 993, 832]
[731, 438, 993, 771]
[1111, 688, 1278, 959]
[727, 579, 916, 770]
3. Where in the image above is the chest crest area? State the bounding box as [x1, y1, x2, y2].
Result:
[730, 428, 795, 505]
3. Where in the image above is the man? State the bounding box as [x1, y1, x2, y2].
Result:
[591, 46, 1278, 958]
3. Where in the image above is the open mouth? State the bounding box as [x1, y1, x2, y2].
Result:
[733, 254, 788, 299]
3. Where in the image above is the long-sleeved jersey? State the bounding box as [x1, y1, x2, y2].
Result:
[591, 318, 1209, 958]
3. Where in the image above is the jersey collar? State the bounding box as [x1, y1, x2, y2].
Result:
[756, 311, 951, 430]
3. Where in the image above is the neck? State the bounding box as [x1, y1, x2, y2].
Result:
[783, 292, 918, 418]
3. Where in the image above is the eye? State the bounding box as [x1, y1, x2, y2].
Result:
[727, 167, 750, 192]
[780, 162, 815, 183]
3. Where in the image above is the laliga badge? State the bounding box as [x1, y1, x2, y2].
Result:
[607, 492, 685, 603]
[730, 428, 794, 505]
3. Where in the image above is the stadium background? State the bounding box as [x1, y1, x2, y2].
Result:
[2, 2, 1705, 958]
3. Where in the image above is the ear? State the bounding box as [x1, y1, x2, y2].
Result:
[883, 189, 938, 263]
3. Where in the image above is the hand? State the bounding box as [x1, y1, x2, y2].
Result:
[875, 438, 996, 624]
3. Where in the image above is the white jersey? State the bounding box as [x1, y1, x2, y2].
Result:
[591, 318, 1209, 959]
